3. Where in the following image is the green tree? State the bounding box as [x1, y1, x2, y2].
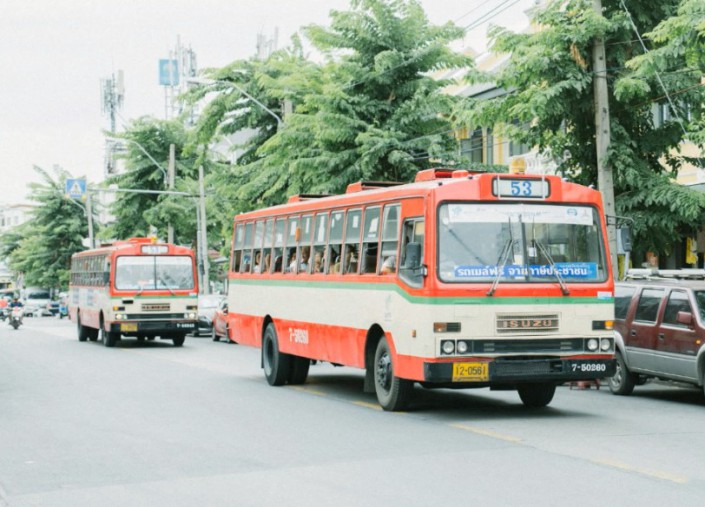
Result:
[0, 166, 92, 289]
[189, 0, 470, 215]
[454, 0, 705, 258]
[103, 117, 200, 245]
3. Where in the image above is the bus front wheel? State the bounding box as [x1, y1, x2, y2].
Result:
[517, 383, 556, 408]
[373, 336, 412, 411]
[101, 324, 118, 348]
[262, 323, 290, 386]
[172, 334, 186, 347]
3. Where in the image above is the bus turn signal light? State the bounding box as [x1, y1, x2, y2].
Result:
[434, 322, 461, 333]
[592, 320, 613, 330]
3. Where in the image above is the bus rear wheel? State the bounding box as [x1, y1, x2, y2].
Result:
[373, 336, 412, 411]
[288, 356, 310, 385]
[262, 323, 290, 386]
[77, 315, 89, 342]
[517, 383, 556, 408]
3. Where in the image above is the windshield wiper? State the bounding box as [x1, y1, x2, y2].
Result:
[487, 238, 515, 297]
[157, 275, 176, 296]
[533, 239, 570, 296]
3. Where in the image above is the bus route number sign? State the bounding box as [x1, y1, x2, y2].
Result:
[493, 178, 549, 199]
[452, 362, 489, 382]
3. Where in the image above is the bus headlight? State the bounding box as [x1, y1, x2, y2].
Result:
[115, 313, 125, 320]
[185, 312, 196, 320]
[600, 338, 613, 352]
[586, 338, 599, 351]
[441, 340, 455, 355]
[456, 340, 469, 354]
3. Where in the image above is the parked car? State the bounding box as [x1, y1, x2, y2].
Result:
[211, 298, 230, 342]
[609, 269, 705, 396]
[194, 294, 224, 336]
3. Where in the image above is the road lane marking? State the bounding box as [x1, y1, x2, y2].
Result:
[449, 423, 523, 443]
[288, 385, 328, 397]
[590, 458, 689, 484]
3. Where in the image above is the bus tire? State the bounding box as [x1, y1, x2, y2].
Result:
[172, 334, 186, 347]
[88, 328, 99, 341]
[373, 336, 412, 411]
[262, 323, 291, 386]
[517, 383, 556, 408]
[77, 315, 89, 342]
[288, 356, 310, 385]
[101, 324, 118, 348]
[608, 351, 636, 395]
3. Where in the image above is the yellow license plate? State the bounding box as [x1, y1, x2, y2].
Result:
[120, 323, 138, 332]
[452, 362, 489, 382]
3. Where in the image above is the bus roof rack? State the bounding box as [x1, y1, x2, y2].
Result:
[345, 181, 404, 193]
[625, 268, 705, 280]
[288, 194, 332, 203]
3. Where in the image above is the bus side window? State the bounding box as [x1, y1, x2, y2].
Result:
[343, 209, 361, 274]
[240, 222, 253, 273]
[232, 223, 245, 274]
[251, 220, 264, 273]
[261, 219, 274, 274]
[400, 218, 425, 287]
[380, 204, 400, 275]
[299, 215, 313, 274]
[312, 213, 328, 274]
[285, 215, 299, 273]
[273, 218, 286, 273]
[328, 211, 344, 274]
[362, 206, 380, 274]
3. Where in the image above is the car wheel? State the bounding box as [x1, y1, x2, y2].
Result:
[608, 351, 636, 395]
[212, 326, 219, 342]
[517, 383, 556, 408]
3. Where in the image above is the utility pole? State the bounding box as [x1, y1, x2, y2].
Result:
[592, 0, 618, 277]
[167, 143, 175, 244]
[198, 165, 210, 294]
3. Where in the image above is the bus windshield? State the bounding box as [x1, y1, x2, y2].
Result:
[438, 203, 607, 283]
[115, 256, 195, 291]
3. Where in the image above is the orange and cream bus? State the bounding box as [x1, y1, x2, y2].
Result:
[226, 169, 616, 410]
[68, 238, 198, 347]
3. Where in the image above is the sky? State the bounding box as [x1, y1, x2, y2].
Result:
[0, 0, 535, 205]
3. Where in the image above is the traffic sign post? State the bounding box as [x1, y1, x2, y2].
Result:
[65, 178, 87, 201]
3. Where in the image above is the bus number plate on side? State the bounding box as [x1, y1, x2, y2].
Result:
[120, 323, 138, 332]
[452, 362, 489, 382]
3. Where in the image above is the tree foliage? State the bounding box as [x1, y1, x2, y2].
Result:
[103, 117, 201, 246]
[188, 0, 471, 217]
[0, 166, 92, 289]
[454, 0, 705, 257]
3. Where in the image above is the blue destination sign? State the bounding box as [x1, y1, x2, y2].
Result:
[454, 262, 598, 279]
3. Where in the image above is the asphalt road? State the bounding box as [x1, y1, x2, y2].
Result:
[1, 316, 704, 506]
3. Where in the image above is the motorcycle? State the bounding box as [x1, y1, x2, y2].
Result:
[9, 307, 23, 330]
[0, 307, 7, 321]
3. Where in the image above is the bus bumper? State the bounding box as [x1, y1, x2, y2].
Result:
[110, 320, 197, 336]
[423, 358, 616, 386]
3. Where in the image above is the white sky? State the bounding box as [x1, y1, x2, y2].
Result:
[0, 0, 534, 205]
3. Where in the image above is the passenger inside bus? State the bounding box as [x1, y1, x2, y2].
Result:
[299, 246, 311, 272]
[381, 254, 396, 274]
[253, 251, 263, 273]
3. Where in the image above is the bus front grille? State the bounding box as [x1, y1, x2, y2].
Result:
[475, 338, 583, 354]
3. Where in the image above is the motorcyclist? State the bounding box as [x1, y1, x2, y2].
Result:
[9, 297, 23, 308]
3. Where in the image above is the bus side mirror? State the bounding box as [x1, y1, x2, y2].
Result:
[403, 242, 422, 270]
[619, 227, 632, 253]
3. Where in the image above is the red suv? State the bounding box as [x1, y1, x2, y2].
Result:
[609, 270, 705, 396]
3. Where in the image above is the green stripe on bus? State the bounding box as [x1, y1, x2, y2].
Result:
[228, 278, 614, 305]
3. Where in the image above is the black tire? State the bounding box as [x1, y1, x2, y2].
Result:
[373, 336, 413, 411]
[101, 322, 118, 348]
[77, 315, 89, 342]
[517, 383, 556, 408]
[211, 326, 220, 342]
[608, 351, 636, 395]
[11, 320, 19, 330]
[262, 323, 291, 386]
[173, 334, 186, 347]
[288, 356, 311, 385]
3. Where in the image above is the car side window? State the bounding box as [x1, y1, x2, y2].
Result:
[614, 285, 636, 320]
[662, 290, 692, 327]
[634, 288, 665, 323]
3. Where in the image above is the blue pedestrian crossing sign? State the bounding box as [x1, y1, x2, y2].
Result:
[65, 178, 87, 200]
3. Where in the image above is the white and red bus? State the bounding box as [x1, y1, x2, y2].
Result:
[226, 169, 616, 410]
[68, 238, 198, 347]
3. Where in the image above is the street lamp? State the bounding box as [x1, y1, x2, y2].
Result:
[186, 77, 283, 130]
[105, 136, 169, 184]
